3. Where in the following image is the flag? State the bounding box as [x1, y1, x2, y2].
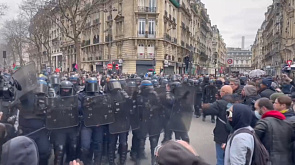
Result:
[75, 64, 78, 70]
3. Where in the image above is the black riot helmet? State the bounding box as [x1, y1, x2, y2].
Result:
[126, 80, 137, 96]
[119, 79, 127, 90]
[107, 79, 122, 92]
[34, 80, 48, 95]
[61, 76, 67, 81]
[69, 75, 79, 86]
[169, 81, 182, 93]
[140, 80, 154, 94]
[151, 79, 159, 88]
[85, 77, 98, 93]
[171, 75, 180, 82]
[39, 75, 48, 82]
[50, 74, 60, 85]
[161, 78, 169, 87]
[135, 77, 142, 86]
[59, 80, 74, 96]
[188, 79, 194, 86]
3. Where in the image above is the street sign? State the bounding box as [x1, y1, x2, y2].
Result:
[115, 64, 119, 70]
[227, 58, 233, 65]
[107, 63, 113, 69]
[287, 60, 292, 67]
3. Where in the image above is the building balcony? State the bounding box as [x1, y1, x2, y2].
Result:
[148, 31, 156, 38]
[138, 31, 156, 38]
[138, 6, 157, 13]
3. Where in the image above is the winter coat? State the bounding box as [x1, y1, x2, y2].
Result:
[255, 110, 294, 165]
[259, 88, 276, 99]
[203, 95, 234, 144]
[281, 83, 292, 94]
[224, 126, 254, 165]
[224, 104, 255, 165]
[243, 95, 261, 111]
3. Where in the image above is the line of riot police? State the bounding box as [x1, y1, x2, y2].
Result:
[0, 65, 197, 165]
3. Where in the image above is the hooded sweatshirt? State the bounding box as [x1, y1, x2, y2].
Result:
[1, 136, 39, 165]
[224, 104, 255, 165]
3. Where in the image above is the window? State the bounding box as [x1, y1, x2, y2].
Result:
[148, 20, 155, 35]
[149, 0, 156, 7]
[138, 0, 144, 6]
[147, 44, 154, 58]
[138, 44, 145, 58]
[138, 19, 145, 35]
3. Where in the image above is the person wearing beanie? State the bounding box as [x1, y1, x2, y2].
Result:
[269, 93, 285, 103]
[259, 77, 275, 98]
[242, 85, 261, 111]
[155, 140, 209, 165]
[254, 98, 293, 165]
[1, 136, 39, 165]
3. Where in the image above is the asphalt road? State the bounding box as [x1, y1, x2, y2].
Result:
[49, 117, 216, 165]
[124, 116, 216, 165]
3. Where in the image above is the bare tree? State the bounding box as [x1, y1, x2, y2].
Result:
[0, 3, 7, 16]
[1, 18, 28, 66]
[45, 0, 106, 72]
[20, 0, 52, 71]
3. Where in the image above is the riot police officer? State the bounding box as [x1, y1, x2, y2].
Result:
[49, 73, 60, 94]
[126, 80, 141, 161]
[18, 79, 51, 165]
[166, 80, 194, 143]
[136, 80, 162, 165]
[50, 80, 79, 165]
[106, 79, 129, 165]
[79, 77, 105, 165]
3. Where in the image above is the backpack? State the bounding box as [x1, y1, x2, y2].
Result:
[229, 128, 270, 165]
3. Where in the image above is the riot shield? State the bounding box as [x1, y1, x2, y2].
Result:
[83, 95, 115, 127]
[128, 98, 140, 130]
[34, 95, 47, 116]
[13, 62, 38, 100]
[168, 84, 195, 132]
[109, 100, 130, 134]
[46, 96, 79, 130]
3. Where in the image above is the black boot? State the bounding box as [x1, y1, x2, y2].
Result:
[93, 143, 103, 165]
[54, 145, 65, 165]
[80, 149, 91, 165]
[119, 144, 128, 165]
[108, 143, 116, 165]
[68, 143, 78, 162]
[136, 139, 147, 165]
[39, 158, 49, 165]
[150, 137, 159, 165]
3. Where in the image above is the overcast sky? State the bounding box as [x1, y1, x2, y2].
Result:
[0, 0, 272, 49]
[202, 0, 272, 49]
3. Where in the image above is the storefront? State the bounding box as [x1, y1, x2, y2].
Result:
[163, 60, 175, 75]
[136, 60, 154, 75]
